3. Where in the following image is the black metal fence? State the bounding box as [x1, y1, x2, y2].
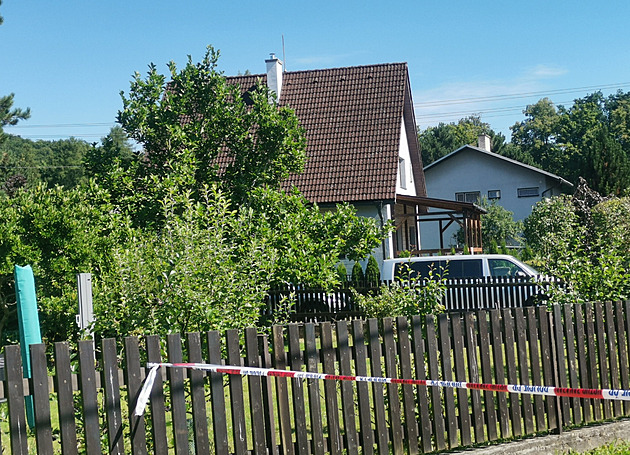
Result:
[264, 276, 562, 321]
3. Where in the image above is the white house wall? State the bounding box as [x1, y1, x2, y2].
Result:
[396, 119, 416, 196]
[421, 148, 563, 250]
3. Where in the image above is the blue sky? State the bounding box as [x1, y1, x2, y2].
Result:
[2, 1, 630, 143]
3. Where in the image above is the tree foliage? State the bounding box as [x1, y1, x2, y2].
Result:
[116, 46, 306, 217]
[511, 92, 630, 195]
[418, 115, 513, 165]
[524, 180, 630, 304]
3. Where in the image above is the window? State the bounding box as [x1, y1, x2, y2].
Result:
[517, 187, 540, 198]
[455, 191, 480, 203]
[398, 157, 407, 189]
[488, 189, 501, 200]
[488, 258, 526, 277]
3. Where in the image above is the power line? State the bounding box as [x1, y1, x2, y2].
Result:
[413, 82, 630, 108]
[5, 122, 115, 129]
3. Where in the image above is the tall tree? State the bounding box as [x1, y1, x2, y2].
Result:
[418, 115, 510, 165]
[510, 98, 564, 174]
[117, 45, 306, 216]
[511, 92, 630, 195]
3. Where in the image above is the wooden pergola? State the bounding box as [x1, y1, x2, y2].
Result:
[394, 195, 487, 256]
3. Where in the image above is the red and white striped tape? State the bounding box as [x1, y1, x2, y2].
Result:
[134, 362, 630, 416]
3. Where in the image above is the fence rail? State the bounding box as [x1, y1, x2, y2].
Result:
[1, 300, 629, 454]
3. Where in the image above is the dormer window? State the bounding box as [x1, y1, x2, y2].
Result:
[399, 157, 407, 189]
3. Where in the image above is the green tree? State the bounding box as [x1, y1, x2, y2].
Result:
[511, 98, 563, 174]
[523, 182, 630, 304]
[93, 186, 273, 338]
[85, 126, 138, 177]
[511, 91, 630, 195]
[351, 262, 365, 286]
[0, 182, 123, 345]
[419, 115, 509, 165]
[365, 255, 380, 286]
[116, 45, 306, 220]
[0, 94, 30, 145]
[455, 198, 522, 250]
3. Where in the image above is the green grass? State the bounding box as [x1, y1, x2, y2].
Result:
[568, 441, 630, 454]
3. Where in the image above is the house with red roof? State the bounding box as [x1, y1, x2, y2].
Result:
[227, 56, 484, 265]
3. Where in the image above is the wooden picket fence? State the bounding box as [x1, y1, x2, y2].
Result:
[1, 301, 630, 454]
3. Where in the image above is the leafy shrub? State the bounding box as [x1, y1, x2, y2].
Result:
[351, 262, 365, 286]
[365, 255, 380, 286]
[353, 264, 446, 320]
[336, 263, 348, 284]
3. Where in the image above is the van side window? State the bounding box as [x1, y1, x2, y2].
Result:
[488, 259, 525, 277]
[394, 260, 445, 280]
[446, 259, 483, 278]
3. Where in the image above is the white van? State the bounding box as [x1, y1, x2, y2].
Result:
[381, 254, 538, 281]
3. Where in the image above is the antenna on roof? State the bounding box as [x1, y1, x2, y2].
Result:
[282, 34, 286, 72]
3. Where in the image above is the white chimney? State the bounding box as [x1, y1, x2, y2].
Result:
[265, 53, 283, 102]
[478, 134, 491, 152]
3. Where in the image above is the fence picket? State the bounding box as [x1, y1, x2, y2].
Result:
[463, 312, 484, 444]
[438, 314, 458, 448]
[123, 337, 147, 455]
[102, 338, 125, 454]
[226, 329, 248, 454]
[145, 335, 168, 455]
[30, 343, 54, 455]
[451, 314, 472, 446]
[367, 318, 390, 455]
[321, 322, 343, 455]
[5, 345, 29, 455]
[526, 307, 545, 431]
[426, 315, 447, 450]
[574, 304, 592, 423]
[187, 332, 211, 455]
[563, 304, 582, 425]
[514, 308, 534, 435]
[490, 310, 510, 438]
[594, 304, 612, 420]
[538, 306, 559, 431]
[54, 341, 78, 455]
[383, 317, 404, 455]
[338, 321, 359, 455]
[605, 302, 622, 417]
[207, 330, 230, 454]
[287, 324, 309, 454]
[352, 319, 375, 455]
[618, 301, 630, 415]
[585, 303, 602, 421]
[477, 311, 498, 440]
[397, 316, 420, 454]
[502, 308, 521, 437]
[272, 325, 295, 455]
[305, 323, 326, 455]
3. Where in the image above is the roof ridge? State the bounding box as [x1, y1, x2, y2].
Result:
[225, 62, 408, 80]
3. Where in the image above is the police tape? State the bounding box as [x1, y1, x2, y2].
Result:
[134, 362, 630, 416]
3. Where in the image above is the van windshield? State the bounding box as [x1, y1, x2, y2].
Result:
[488, 258, 534, 277]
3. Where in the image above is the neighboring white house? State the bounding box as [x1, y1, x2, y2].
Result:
[421, 135, 573, 250]
[226, 57, 485, 266]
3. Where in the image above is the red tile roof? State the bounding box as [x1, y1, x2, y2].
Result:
[227, 62, 424, 204]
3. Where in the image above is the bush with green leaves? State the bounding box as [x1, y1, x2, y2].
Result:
[351, 262, 365, 286]
[336, 263, 348, 284]
[353, 263, 446, 320]
[524, 184, 630, 304]
[94, 186, 273, 338]
[365, 255, 380, 286]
